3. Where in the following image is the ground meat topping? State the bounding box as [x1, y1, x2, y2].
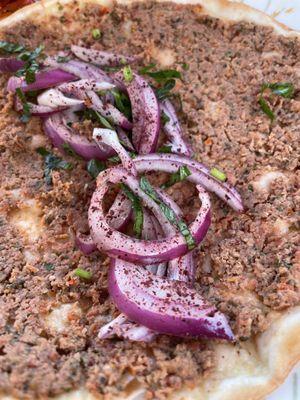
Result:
[0, 1, 299, 398]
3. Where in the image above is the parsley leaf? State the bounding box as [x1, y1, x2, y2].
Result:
[111, 89, 132, 119]
[160, 110, 170, 125]
[161, 166, 191, 189]
[15, 44, 44, 84]
[258, 97, 275, 121]
[36, 147, 72, 185]
[140, 176, 195, 250]
[155, 79, 176, 100]
[87, 159, 106, 178]
[121, 183, 143, 238]
[0, 40, 25, 54]
[158, 145, 173, 153]
[259, 82, 295, 120]
[92, 28, 101, 39]
[15, 88, 31, 122]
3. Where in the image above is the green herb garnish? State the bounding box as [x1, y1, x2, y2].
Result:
[138, 63, 157, 75]
[57, 55, 70, 63]
[161, 166, 191, 189]
[43, 262, 54, 271]
[160, 110, 170, 125]
[15, 88, 31, 122]
[0, 40, 25, 54]
[155, 79, 176, 100]
[259, 82, 295, 120]
[95, 110, 113, 129]
[16, 44, 44, 84]
[139, 64, 181, 83]
[123, 65, 133, 83]
[92, 28, 101, 39]
[121, 183, 143, 238]
[140, 176, 195, 250]
[258, 97, 275, 121]
[111, 89, 132, 119]
[210, 167, 227, 182]
[36, 147, 72, 185]
[74, 268, 92, 280]
[87, 159, 106, 178]
[108, 151, 136, 164]
[158, 145, 173, 153]
[62, 142, 82, 159]
[181, 62, 189, 71]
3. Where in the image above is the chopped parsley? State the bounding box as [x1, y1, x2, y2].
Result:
[155, 79, 176, 100]
[140, 176, 195, 250]
[15, 44, 45, 84]
[87, 159, 106, 178]
[57, 55, 70, 63]
[210, 167, 227, 182]
[62, 142, 82, 159]
[123, 65, 133, 83]
[161, 166, 191, 189]
[15, 88, 31, 122]
[160, 110, 170, 125]
[120, 183, 143, 238]
[158, 145, 173, 153]
[0, 40, 25, 54]
[92, 28, 101, 39]
[43, 262, 54, 271]
[108, 151, 136, 164]
[259, 82, 295, 120]
[74, 268, 92, 280]
[111, 89, 132, 119]
[36, 147, 72, 185]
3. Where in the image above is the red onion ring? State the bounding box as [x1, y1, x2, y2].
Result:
[89, 167, 211, 264]
[14, 95, 66, 117]
[115, 71, 160, 154]
[71, 45, 137, 67]
[133, 154, 243, 212]
[44, 113, 115, 160]
[109, 259, 234, 340]
[75, 233, 97, 255]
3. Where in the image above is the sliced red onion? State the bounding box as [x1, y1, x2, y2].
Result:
[0, 57, 24, 72]
[86, 90, 133, 130]
[133, 154, 243, 212]
[7, 69, 77, 92]
[58, 79, 115, 93]
[160, 99, 193, 157]
[115, 71, 160, 154]
[14, 96, 66, 117]
[106, 192, 132, 231]
[71, 45, 137, 67]
[168, 252, 195, 283]
[89, 167, 211, 264]
[44, 113, 115, 160]
[45, 58, 113, 83]
[93, 128, 136, 176]
[37, 88, 84, 108]
[98, 313, 128, 339]
[116, 127, 135, 151]
[75, 233, 97, 255]
[109, 259, 234, 340]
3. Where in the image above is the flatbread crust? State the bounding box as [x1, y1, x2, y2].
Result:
[0, 1, 299, 399]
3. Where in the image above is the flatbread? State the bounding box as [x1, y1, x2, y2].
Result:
[0, 1, 299, 400]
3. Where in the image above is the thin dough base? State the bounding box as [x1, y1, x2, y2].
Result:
[0, 1, 299, 399]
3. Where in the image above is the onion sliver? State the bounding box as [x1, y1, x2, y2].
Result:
[7, 68, 77, 92]
[44, 113, 115, 160]
[133, 154, 243, 212]
[89, 167, 211, 264]
[115, 71, 160, 154]
[71, 45, 137, 67]
[160, 99, 193, 157]
[0, 57, 24, 72]
[109, 259, 234, 340]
